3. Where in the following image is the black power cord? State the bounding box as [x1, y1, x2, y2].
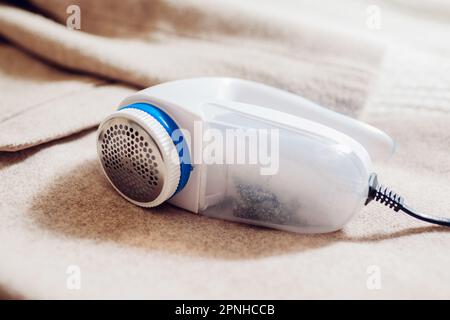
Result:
[365, 173, 450, 227]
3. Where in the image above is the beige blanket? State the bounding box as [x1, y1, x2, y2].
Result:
[0, 0, 450, 299]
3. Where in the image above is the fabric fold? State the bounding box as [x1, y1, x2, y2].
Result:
[0, 42, 134, 151]
[1, 0, 450, 300]
[0, 1, 385, 152]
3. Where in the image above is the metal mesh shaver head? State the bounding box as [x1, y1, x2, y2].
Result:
[97, 107, 182, 207]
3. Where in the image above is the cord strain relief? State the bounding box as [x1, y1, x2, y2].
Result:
[374, 184, 404, 211]
[365, 173, 404, 211]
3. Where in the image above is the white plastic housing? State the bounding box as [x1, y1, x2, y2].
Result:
[197, 101, 371, 233]
[112, 77, 392, 233]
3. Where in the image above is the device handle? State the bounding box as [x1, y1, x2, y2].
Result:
[226, 79, 395, 161]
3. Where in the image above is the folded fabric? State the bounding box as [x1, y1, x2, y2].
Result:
[1, 0, 450, 300]
[0, 42, 134, 151]
[0, 0, 383, 151]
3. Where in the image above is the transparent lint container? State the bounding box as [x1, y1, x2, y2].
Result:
[197, 102, 371, 233]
